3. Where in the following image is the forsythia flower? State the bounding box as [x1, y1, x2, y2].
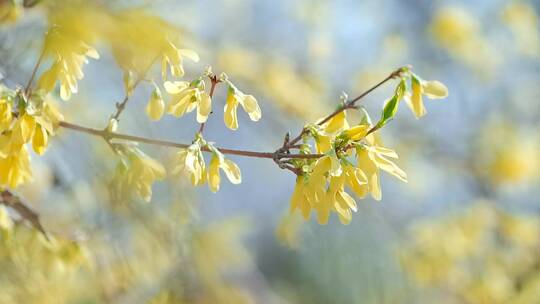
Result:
[161, 41, 200, 79]
[0, 87, 62, 189]
[37, 26, 100, 100]
[172, 142, 207, 186]
[0, 145, 32, 188]
[110, 147, 166, 202]
[145, 84, 164, 121]
[224, 83, 261, 130]
[405, 74, 449, 118]
[356, 135, 407, 201]
[207, 149, 242, 193]
[165, 79, 212, 123]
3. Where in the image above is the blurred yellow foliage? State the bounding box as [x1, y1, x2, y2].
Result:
[429, 7, 501, 77]
[401, 201, 540, 304]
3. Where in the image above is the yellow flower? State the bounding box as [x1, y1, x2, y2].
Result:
[110, 147, 166, 202]
[343, 163, 368, 199]
[0, 145, 32, 188]
[11, 113, 36, 148]
[127, 152, 166, 202]
[319, 175, 357, 225]
[340, 124, 370, 141]
[0, 99, 12, 132]
[145, 85, 164, 121]
[165, 80, 212, 123]
[405, 74, 448, 118]
[356, 136, 407, 201]
[172, 143, 206, 186]
[207, 152, 242, 193]
[37, 27, 99, 100]
[289, 175, 313, 220]
[161, 41, 199, 79]
[32, 124, 49, 155]
[319, 110, 349, 135]
[224, 84, 261, 130]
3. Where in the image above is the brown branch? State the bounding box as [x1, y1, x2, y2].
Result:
[282, 67, 407, 150]
[0, 190, 49, 240]
[58, 121, 324, 160]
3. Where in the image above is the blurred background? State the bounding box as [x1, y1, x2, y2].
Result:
[0, 0, 539, 303]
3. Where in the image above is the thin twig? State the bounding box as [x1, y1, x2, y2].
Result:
[58, 121, 324, 160]
[111, 54, 161, 121]
[0, 190, 49, 240]
[282, 67, 406, 150]
[24, 47, 46, 96]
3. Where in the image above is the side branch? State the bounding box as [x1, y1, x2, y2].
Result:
[58, 121, 323, 160]
[283, 67, 407, 149]
[0, 190, 49, 240]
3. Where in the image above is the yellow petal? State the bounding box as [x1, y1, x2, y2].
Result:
[224, 91, 239, 130]
[240, 95, 261, 121]
[408, 76, 426, 118]
[32, 124, 48, 155]
[322, 111, 347, 134]
[178, 49, 200, 62]
[146, 87, 165, 121]
[12, 114, 36, 147]
[208, 156, 221, 193]
[163, 81, 189, 94]
[196, 92, 212, 123]
[221, 159, 241, 184]
[422, 80, 448, 99]
[342, 124, 369, 141]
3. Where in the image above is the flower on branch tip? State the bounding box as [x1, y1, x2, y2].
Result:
[207, 145, 242, 193]
[110, 146, 166, 202]
[405, 74, 449, 118]
[224, 83, 261, 130]
[161, 41, 199, 80]
[146, 84, 164, 121]
[165, 79, 211, 123]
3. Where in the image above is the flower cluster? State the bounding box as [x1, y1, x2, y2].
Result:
[172, 136, 241, 193]
[109, 145, 166, 203]
[0, 86, 63, 188]
[287, 69, 447, 224]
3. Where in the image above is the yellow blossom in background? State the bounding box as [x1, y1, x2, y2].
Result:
[0, 0, 21, 24]
[276, 212, 304, 249]
[502, 2, 540, 57]
[475, 121, 540, 185]
[401, 202, 540, 304]
[165, 79, 212, 123]
[405, 74, 449, 118]
[110, 147, 166, 202]
[429, 6, 501, 76]
[224, 83, 261, 130]
[37, 24, 100, 100]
